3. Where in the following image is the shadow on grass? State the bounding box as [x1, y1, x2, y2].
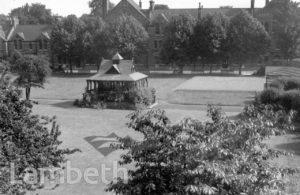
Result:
[50, 100, 76, 109]
[52, 72, 97, 78]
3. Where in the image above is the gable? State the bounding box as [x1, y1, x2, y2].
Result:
[7, 25, 52, 41]
[106, 65, 121, 74]
[106, 0, 149, 26]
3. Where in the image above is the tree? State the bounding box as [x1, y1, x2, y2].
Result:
[80, 15, 110, 68]
[0, 82, 78, 194]
[11, 55, 51, 100]
[192, 13, 229, 73]
[9, 3, 54, 24]
[227, 10, 271, 75]
[161, 14, 196, 72]
[265, 0, 300, 62]
[89, 0, 115, 17]
[107, 105, 296, 195]
[51, 15, 86, 73]
[108, 14, 149, 59]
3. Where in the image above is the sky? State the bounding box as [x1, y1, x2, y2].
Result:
[1, 0, 300, 17]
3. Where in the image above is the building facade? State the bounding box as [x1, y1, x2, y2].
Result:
[102, 0, 273, 67]
[0, 17, 52, 60]
[0, 0, 275, 66]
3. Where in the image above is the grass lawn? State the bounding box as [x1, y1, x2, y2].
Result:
[23, 74, 300, 194]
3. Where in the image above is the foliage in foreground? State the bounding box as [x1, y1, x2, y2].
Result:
[0, 73, 78, 194]
[107, 105, 296, 195]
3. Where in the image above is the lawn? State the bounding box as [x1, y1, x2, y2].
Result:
[24, 74, 300, 195]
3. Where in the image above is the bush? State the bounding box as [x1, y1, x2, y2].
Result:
[270, 77, 300, 91]
[280, 90, 300, 111]
[75, 87, 156, 110]
[258, 88, 281, 105]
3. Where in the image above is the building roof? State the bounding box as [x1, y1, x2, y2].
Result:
[0, 26, 5, 40]
[150, 8, 255, 20]
[89, 72, 148, 82]
[89, 53, 148, 82]
[7, 24, 52, 41]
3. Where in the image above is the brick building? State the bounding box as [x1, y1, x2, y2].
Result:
[0, 0, 274, 67]
[0, 17, 52, 60]
[102, 0, 273, 67]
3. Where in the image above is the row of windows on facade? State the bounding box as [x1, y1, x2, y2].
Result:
[13, 40, 49, 50]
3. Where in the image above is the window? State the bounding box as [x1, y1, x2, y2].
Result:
[44, 40, 48, 49]
[29, 42, 33, 50]
[155, 56, 161, 65]
[265, 22, 270, 32]
[14, 40, 18, 49]
[19, 40, 22, 50]
[159, 40, 162, 48]
[155, 23, 160, 34]
[154, 40, 158, 49]
[39, 40, 43, 49]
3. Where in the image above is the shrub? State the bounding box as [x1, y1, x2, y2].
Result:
[75, 87, 156, 110]
[270, 77, 300, 91]
[280, 90, 300, 111]
[258, 88, 281, 105]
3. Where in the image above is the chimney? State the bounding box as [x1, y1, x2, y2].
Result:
[11, 16, 19, 28]
[102, 0, 109, 17]
[251, 0, 255, 16]
[265, 0, 270, 6]
[139, 0, 142, 8]
[198, 2, 203, 20]
[149, 0, 155, 11]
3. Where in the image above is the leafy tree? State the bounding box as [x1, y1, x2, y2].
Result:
[192, 13, 229, 73]
[0, 80, 78, 194]
[265, 0, 300, 62]
[228, 10, 271, 74]
[89, 0, 115, 17]
[107, 105, 296, 195]
[80, 15, 110, 68]
[9, 3, 54, 24]
[51, 15, 86, 73]
[108, 14, 149, 59]
[11, 55, 51, 100]
[161, 14, 196, 72]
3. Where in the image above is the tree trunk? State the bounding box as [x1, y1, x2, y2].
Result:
[69, 56, 73, 74]
[210, 64, 213, 74]
[25, 87, 31, 100]
[239, 64, 242, 75]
